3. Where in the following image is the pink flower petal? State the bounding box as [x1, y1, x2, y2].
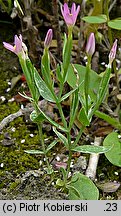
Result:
[3, 42, 14, 53]
[14, 35, 22, 54]
[44, 29, 53, 48]
[71, 3, 76, 14]
[63, 3, 70, 15]
[61, 2, 80, 27]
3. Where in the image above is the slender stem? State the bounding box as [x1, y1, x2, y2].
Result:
[58, 82, 64, 100]
[73, 125, 86, 147]
[84, 58, 91, 114]
[37, 123, 50, 169]
[34, 102, 51, 171]
[56, 102, 67, 128]
[66, 131, 72, 178]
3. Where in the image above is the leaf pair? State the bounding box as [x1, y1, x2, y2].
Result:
[82, 15, 121, 30]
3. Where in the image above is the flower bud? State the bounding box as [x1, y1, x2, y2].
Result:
[109, 39, 117, 65]
[44, 29, 53, 48]
[86, 33, 95, 56]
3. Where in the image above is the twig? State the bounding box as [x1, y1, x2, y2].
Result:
[34, 8, 54, 22]
[0, 107, 34, 132]
[0, 100, 53, 132]
[0, 109, 23, 131]
[85, 137, 102, 180]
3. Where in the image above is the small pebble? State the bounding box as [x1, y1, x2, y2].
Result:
[21, 139, 25, 144]
[84, 56, 87, 60]
[68, 172, 72, 178]
[21, 104, 24, 109]
[29, 133, 34, 138]
[8, 98, 15, 102]
[56, 156, 60, 161]
[101, 62, 106, 65]
[114, 171, 119, 176]
[0, 96, 6, 102]
[0, 163, 4, 168]
[6, 88, 11, 92]
[7, 81, 11, 85]
[11, 127, 16, 132]
[39, 160, 43, 166]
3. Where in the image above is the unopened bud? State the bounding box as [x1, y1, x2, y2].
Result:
[86, 33, 95, 56]
[44, 29, 53, 48]
[109, 39, 117, 65]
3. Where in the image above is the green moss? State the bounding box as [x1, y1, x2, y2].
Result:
[8, 180, 21, 192]
[0, 102, 19, 121]
[0, 101, 43, 188]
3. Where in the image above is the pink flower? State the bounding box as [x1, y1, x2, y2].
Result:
[44, 29, 53, 48]
[109, 39, 117, 65]
[3, 35, 23, 55]
[86, 33, 95, 56]
[61, 3, 80, 26]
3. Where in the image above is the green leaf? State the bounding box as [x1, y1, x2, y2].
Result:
[34, 70, 56, 103]
[26, 59, 40, 102]
[60, 88, 78, 102]
[95, 110, 121, 130]
[78, 107, 90, 126]
[108, 18, 121, 30]
[53, 127, 68, 148]
[103, 132, 121, 167]
[30, 110, 45, 123]
[88, 67, 111, 120]
[69, 88, 79, 129]
[19, 58, 40, 102]
[67, 185, 81, 199]
[46, 139, 59, 153]
[60, 167, 67, 182]
[96, 67, 111, 104]
[62, 34, 72, 82]
[56, 179, 65, 187]
[71, 145, 112, 154]
[67, 64, 101, 102]
[56, 64, 63, 83]
[68, 172, 99, 200]
[24, 150, 44, 154]
[35, 110, 68, 132]
[18, 92, 33, 102]
[82, 15, 107, 24]
[41, 48, 51, 84]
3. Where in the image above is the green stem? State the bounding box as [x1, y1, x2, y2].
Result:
[37, 123, 50, 169]
[56, 102, 67, 128]
[84, 57, 91, 114]
[34, 102, 51, 171]
[73, 125, 86, 148]
[66, 131, 72, 178]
